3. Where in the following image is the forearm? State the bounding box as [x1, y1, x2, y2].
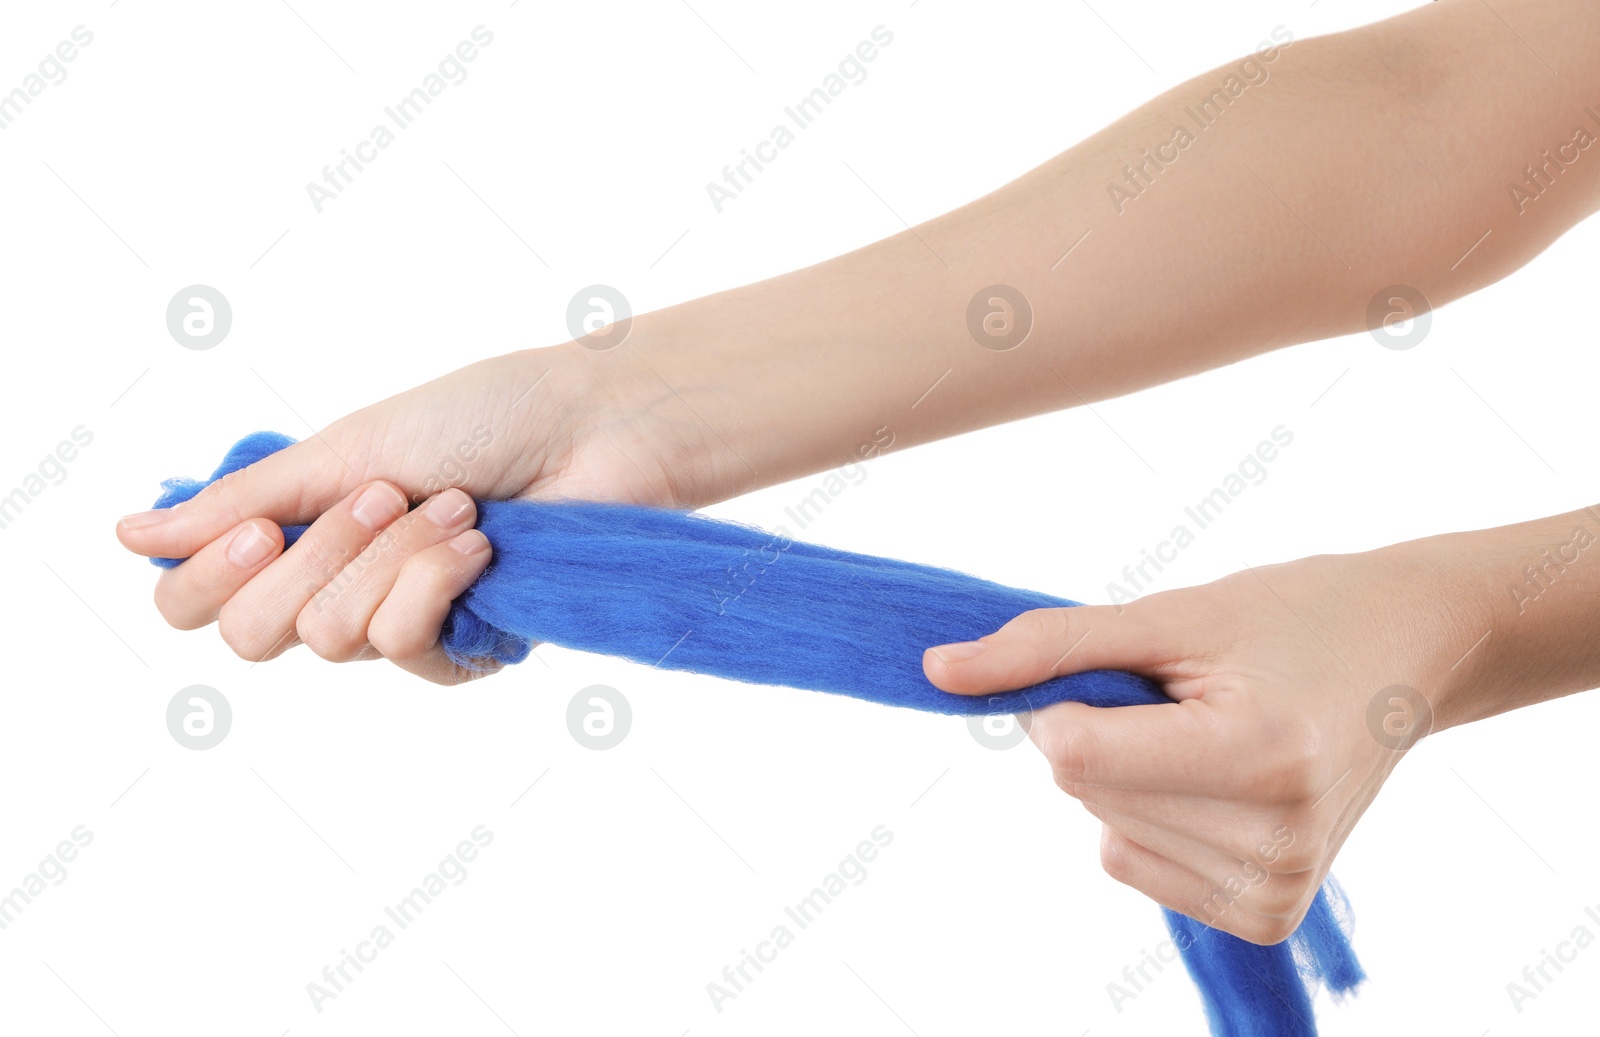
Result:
[568, 0, 1600, 504]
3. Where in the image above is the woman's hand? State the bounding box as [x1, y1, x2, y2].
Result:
[115, 342, 736, 683]
[922, 544, 1489, 944]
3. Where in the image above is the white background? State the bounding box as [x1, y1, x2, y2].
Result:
[1, 0, 1597, 1034]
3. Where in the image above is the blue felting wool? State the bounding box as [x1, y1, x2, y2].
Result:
[147, 431, 1364, 1035]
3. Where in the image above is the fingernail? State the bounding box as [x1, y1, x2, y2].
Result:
[450, 530, 489, 556]
[119, 509, 172, 531]
[226, 522, 275, 568]
[350, 483, 406, 531]
[421, 489, 472, 528]
[931, 641, 986, 664]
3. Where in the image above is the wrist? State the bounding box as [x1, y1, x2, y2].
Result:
[1331, 532, 1493, 738]
[1410, 509, 1600, 734]
[1391, 529, 1505, 735]
[566, 297, 908, 508]
[530, 335, 763, 509]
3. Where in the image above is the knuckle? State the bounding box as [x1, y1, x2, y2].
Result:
[307, 542, 360, 585]
[1193, 886, 1235, 928]
[430, 665, 485, 687]
[1248, 723, 1325, 805]
[151, 579, 198, 630]
[1010, 608, 1073, 650]
[1098, 829, 1136, 884]
[1246, 876, 1308, 918]
[1223, 914, 1286, 946]
[368, 610, 435, 663]
[1222, 822, 1313, 876]
[1048, 723, 1092, 786]
[217, 601, 279, 661]
[198, 467, 286, 529]
[1052, 771, 1087, 799]
[1245, 913, 1300, 946]
[295, 605, 362, 662]
[426, 661, 497, 687]
[411, 547, 467, 595]
[1271, 829, 1322, 874]
[194, 470, 247, 522]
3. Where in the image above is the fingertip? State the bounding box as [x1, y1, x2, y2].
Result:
[116, 506, 179, 554]
[151, 517, 286, 632]
[224, 518, 284, 571]
[448, 528, 491, 558]
[131, 441, 351, 559]
[348, 480, 409, 532]
[116, 495, 231, 560]
[419, 487, 476, 531]
[367, 532, 493, 665]
[922, 643, 988, 695]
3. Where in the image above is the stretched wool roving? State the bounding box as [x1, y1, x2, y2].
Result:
[147, 431, 1364, 1035]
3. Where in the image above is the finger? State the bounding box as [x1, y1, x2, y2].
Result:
[216, 481, 410, 663]
[1077, 788, 1319, 875]
[153, 519, 284, 630]
[117, 435, 357, 562]
[367, 530, 497, 684]
[1064, 783, 1291, 860]
[922, 603, 1178, 696]
[1097, 827, 1307, 946]
[1087, 806, 1315, 922]
[1020, 696, 1223, 791]
[296, 489, 480, 662]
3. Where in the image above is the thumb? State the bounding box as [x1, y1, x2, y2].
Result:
[116, 432, 357, 561]
[922, 604, 1172, 696]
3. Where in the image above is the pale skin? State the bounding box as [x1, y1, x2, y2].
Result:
[117, 0, 1600, 943]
